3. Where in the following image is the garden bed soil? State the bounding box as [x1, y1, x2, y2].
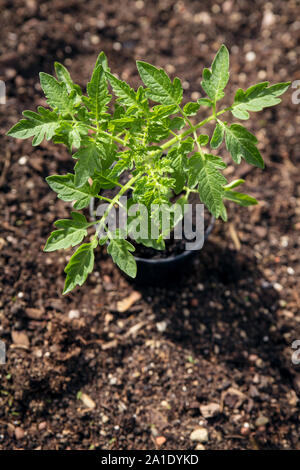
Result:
[0, 0, 300, 450]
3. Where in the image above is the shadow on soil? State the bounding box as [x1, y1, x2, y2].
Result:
[134, 240, 282, 374]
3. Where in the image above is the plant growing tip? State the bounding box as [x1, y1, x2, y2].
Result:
[7, 46, 290, 293]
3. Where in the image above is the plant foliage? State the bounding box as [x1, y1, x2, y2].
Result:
[7, 46, 290, 293]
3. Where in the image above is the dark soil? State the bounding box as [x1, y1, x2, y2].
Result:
[0, 0, 300, 451]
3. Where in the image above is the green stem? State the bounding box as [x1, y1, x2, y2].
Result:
[93, 174, 140, 237]
[168, 128, 181, 139]
[178, 105, 194, 130]
[183, 186, 198, 194]
[212, 101, 217, 119]
[193, 129, 205, 161]
[161, 106, 231, 151]
[76, 122, 127, 147]
[95, 194, 127, 209]
[95, 194, 114, 204]
[98, 130, 126, 146]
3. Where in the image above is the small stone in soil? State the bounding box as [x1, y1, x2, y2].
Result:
[160, 400, 171, 409]
[117, 291, 141, 312]
[80, 393, 96, 409]
[14, 427, 25, 439]
[25, 308, 43, 320]
[200, 402, 220, 419]
[240, 423, 250, 436]
[11, 330, 30, 347]
[246, 51, 256, 62]
[195, 443, 206, 450]
[287, 267, 295, 275]
[156, 321, 167, 333]
[255, 415, 269, 427]
[18, 156, 27, 165]
[68, 309, 80, 319]
[156, 436, 166, 446]
[38, 422, 47, 431]
[190, 427, 209, 443]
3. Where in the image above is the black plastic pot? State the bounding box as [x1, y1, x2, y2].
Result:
[132, 217, 215, 284]
[89, 198, 215, 285]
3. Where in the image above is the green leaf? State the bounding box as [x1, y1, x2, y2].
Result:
[85, 65, 111, 119]
[7, 106, 60, 146]
[55, 211, 89, 228]
[172, 171, 185, 195]
[109, 151, 133, 178]
[109, 116, 137, 127]
[126, 199, 165, 250]
[95, 51, 110, 72]
[133, 172, 173, 207]
[201, 44, 229, 102]
[98, 140, 118, 170]
[210, 121, 225, 149]
[169, 138, 193, 166]
[224, 190, 258, 206]
[99, 236, 108, 246]
[46, 173, 98, 209]
[188, 153, 226, 190]
[205, 154, 227, 169]
[183, 102, 200, 116]
[52, 121, 88, 151]
[169, 138, 193, 194]
[73, 141, 102, 187]
[63, 242, 95, 294]
[187, 152, 203, 188]
[54, 62, 82, 101]
[107, 237, 137, 278]
[231, 81, 290, 120]
[169, 116, 185, 130]
[224, 179, 245, 189]
[106, 72, 147, 112]
[148, 121, 171, 142]
[189, 154, 227, 218]
[197, 134, 209, 146]
[197, 98, 213, 107]
[169, 150, 185, 186]
[136, 61, 182, 105]
[93, 170, 118, 189]
[222, 123, 264, 168]
[39, 72, 75, 114]
[54, 62, 73, 91]
[151, 104, 178, 119]
[139, 237, 165, 251]
[44, 212, 89, 252]
[177, 137, 194, 155]
[219, 204, 228, 222]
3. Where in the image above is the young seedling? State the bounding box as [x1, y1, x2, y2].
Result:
[7, 46, 290, 293]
